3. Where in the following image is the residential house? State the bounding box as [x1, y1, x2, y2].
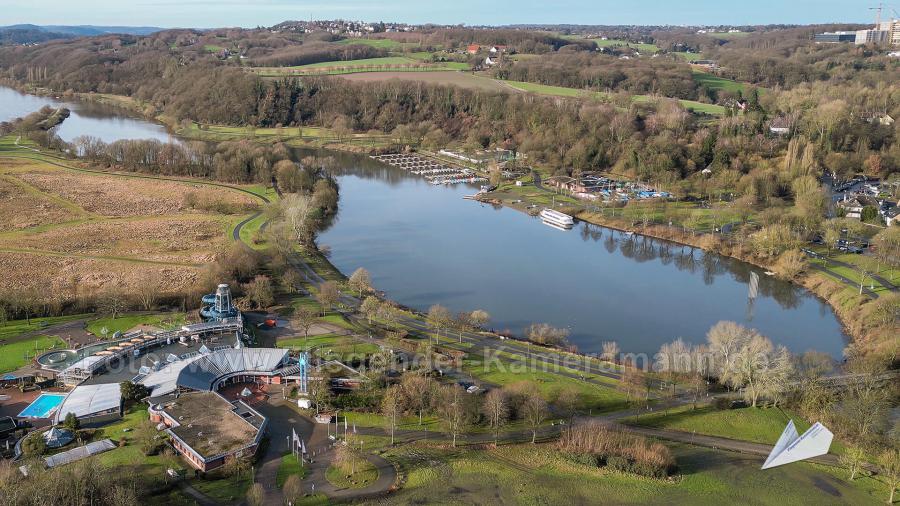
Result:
[691, 60, 718, 71]
[862, 112, 895, 126]
[466, 44, 481, 55]
[885, 207, 900, 227]
[769, 117, 793, 135]
[837, 196, 872, 220]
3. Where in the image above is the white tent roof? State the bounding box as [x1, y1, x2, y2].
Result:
[54, 383, 122, 424]
[140, 347, 288, 397]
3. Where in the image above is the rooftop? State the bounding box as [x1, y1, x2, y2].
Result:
[54, 383, 122, 423]
[156, 391, 263, 460]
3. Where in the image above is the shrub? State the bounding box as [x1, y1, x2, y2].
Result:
[557, 422, 676, 478]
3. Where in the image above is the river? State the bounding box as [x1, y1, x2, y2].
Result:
[317, 155, 849, 357]
[0, 86, 176, 143]
[0, 86, 849, 357]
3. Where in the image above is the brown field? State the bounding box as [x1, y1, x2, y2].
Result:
[0, 251, 203, 294]
[5, 215, 229, 264]
[335, 71, 510, 92]
[0, 154, 261, 296]
[0, 176, 78, 231]
[13, 167, 258, 217]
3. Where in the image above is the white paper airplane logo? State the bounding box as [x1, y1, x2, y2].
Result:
[761, 420, 833, 469]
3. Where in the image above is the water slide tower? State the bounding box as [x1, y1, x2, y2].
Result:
[200, 283, 240, 321]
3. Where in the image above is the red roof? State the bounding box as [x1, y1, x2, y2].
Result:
[467, 44, 481, 54]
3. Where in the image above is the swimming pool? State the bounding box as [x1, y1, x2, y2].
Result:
[17, 393, 66, 418]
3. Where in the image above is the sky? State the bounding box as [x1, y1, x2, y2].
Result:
[0, 0, 873, 29]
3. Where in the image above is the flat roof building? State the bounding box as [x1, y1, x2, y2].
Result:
[149, 391, 266, 472]
[814, 32, 856, 43]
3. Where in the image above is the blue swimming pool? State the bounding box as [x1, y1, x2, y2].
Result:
[17, 393, 66, 418]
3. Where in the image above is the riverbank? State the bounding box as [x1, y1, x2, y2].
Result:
[484, 191, 891, 359]
[9, 85, 887, 359]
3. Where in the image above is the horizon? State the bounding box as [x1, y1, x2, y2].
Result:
[1, 0, 873, 30]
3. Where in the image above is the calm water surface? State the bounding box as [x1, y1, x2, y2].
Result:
[0, 87, 848, 357]
[318, 157, 848, 357]
[0, 86, 176, 144]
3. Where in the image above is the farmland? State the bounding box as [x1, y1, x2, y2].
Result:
[337, 71, 510, 91]
[251, 56, 468, 77]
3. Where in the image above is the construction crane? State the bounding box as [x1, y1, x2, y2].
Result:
[871, 3, 885, 27]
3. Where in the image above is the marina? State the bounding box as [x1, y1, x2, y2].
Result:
[371, 153, 488, 185]
[318, 155, 849, 357]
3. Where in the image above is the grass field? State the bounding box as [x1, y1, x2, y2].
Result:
[325, 461, 378, 489]
[336, 38, 424, 51]
[628, 405, 810, 444]
[462, 355, 627, 413]
[502, 80, 726, 115]
[370, 442, 883, 505]
[692, 71, 749, 95]
[592, 39, 660, 53]
[0, 334, 65, 373]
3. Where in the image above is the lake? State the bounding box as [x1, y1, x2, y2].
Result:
[0, 86, 849, 357]
[318, 156, 849, 357]
[0, 86, 176, 144]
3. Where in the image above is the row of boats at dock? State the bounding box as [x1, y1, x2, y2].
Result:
[372, 153, 575, 232]
[371, 153, 488, 186]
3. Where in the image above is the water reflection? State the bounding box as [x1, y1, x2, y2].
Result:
[317, 154, 848, 357]
[0, 86, 176, 144]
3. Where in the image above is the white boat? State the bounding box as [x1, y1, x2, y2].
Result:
[540, 208, 574, 228]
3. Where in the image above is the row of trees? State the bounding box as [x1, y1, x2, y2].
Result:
[380, 373, 579, 447]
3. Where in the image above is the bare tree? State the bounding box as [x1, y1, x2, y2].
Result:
[244, 275, 275, 309]
[554, 385, 579, 424]
[522, 392, 548, 444]
[96, 286, 128, 321]
[400, 373, 433, 425]
[381, 385, 404, 445]
[360, 296, 381, 324]
[316, 281, 340, 316]
[839, 446, 868, 481]
[469, 309, 490, 329]
[308, 373, 331, 415]
[525, 323, 569, 346]
[482, 389, 509, 444]
[601, 341, 620, 363]
[294, 306, 318, 348]
[135, 273, 162, 311]
[879, 448, 900, 505]
[706, 321, 754, 386]
[427, 304, 451, 343]
[281, 269, 304, 294]
[438, 384, 472, 447]
[348, 267, 372, 298]
[281, 193, 315, 244]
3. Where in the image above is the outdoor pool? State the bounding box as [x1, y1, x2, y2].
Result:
[17, 393, 66, 418]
